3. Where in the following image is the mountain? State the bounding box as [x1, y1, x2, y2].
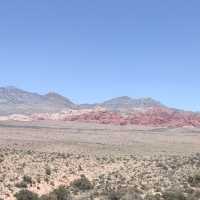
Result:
[101, 96, 163, 111]
[60, 107, 200, 127]
[79, 103, 97, 109]
[0, 86, 168, 115]
[0, 86, 75, 115]
[1, 86, 200, 127]
[44, 92, 75, 108]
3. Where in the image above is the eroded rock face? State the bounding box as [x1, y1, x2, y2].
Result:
[0, 87, 199, 127]
[63, 108, 200, 127]
[0, 106, 200, 127]
[1, 107, 200, 127]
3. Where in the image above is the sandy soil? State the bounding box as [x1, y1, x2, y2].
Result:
[0, 121, 200, 155]
[1, 121, 200, 199]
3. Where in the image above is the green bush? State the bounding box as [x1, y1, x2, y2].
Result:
[121, 191, 142, 200]
[187, 191, 200, 200]
[15, 175, 33, 188]
[15, 190, 40, 200]
[70, 175, 93, 191]
[15, 181, 28, 188]
[40, 193, 57, 200]
[23, 175, 32, 184]
[188, 174, 200, 187]
[107, 189, 142, 200]
[45, 166, 51, 176]
[145, 194, 161, 200]
[41, 186, 71, 200]
[107, 190, 122, 200]
[163, 190, 186, 200]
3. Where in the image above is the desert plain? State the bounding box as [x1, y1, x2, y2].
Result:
[0, 121, 200, 199]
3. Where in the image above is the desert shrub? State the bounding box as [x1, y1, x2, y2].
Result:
[16, 175, 32, 188]
[162, 190, 186, 200]
[145, 194, 161, 200]
[188, 173, 200, 187]
[121, 191, 142, 200]
[45, 166, 51, 176]
[41, 186, 71, 200]
[15, 181, 28, 188]
[187, 191, 200, 200]
[106, 189, 142, 200]
[70, 175, 93, 191]
[15, 190, 39, 200]
[40, 193, 57, 200]
[45, 177, 50, 183]
[107, 190, 123, 200]
[23, 175, 32, 184]
[52, 186, 71, 200]
[36, 176, 41, 183]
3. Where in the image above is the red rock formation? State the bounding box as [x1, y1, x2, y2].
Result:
[4, 107, 199, 127]
[61, 108, 200, 127]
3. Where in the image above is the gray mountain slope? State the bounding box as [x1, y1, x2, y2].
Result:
[0, 86, 75, 115]
[80, 96, 163, 111]
[0, 86, 165, 115]
[101, 96, 163, 111]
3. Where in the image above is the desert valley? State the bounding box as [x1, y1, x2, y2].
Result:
[0, 87, 200, 200]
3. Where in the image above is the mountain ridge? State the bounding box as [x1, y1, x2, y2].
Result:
[0, 86, 75, 115]
[101, 96, 163, 111]
[0, 86, 167, 115]
[0, 86, 200, 127]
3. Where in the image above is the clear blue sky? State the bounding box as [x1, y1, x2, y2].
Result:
[0, 0, 200, 111]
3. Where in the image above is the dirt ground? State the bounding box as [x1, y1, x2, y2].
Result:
[0, 121, 200, 155]
[1, 121, 200, 199]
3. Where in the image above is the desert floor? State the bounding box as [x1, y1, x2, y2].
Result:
[1, 121, 200, 199]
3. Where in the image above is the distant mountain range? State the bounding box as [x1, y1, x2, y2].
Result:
[0, 86, 75, 115]
[1, 86, 200, 127]
[101, 96, 163, 111]
[0, 86, 163, 115]
[81, 96, 163, 111]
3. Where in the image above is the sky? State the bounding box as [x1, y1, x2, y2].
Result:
[0, 0, 200, 111]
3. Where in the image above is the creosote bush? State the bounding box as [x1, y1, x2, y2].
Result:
[15, 181, 28, 188]
[162, 190, 186, 200]
[41, 186, 71, 200]
[145, 194, 161, 200]
[15, 190, 40, 200]
[23, 175, 32, 184]
[45, 166, 51, 176]
[107, 189, 142, 200]
[70, 174, 93, 191]
[15, 175, 33, 188]
[15, 186, 71, 200]
[107, 190, 123, 200]
[188, 173, 200, 187]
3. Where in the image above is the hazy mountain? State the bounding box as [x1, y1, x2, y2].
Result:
[79, 103, 98, 109]
[1, 86, 199, 127]
[0, 86, 166, 115]
[101, 96, 163, 111]
[0, 86, 75, 115]
[44, 92, 75, 107]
